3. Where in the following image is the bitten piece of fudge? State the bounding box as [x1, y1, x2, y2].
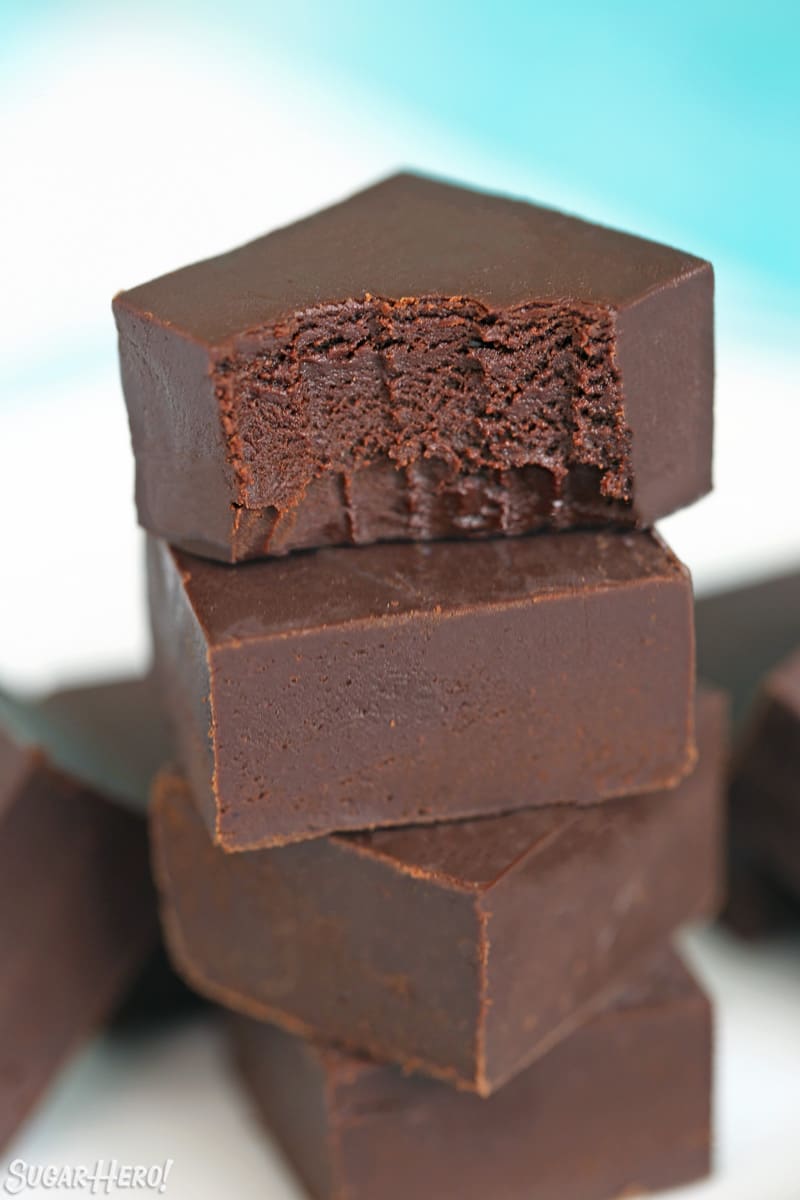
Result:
[115, 173, 713, 561]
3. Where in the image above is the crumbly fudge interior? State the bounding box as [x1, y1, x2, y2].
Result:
[214, 295, 633, 515]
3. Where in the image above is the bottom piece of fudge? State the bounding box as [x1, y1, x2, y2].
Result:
[151, 687, 725, 1095]
[230, 947, 711, 1200]
[0, 682, 163, 1149]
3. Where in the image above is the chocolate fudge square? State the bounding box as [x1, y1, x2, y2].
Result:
[230, 948, 712, 1200]
[148, 529, 696, 850]
[0, 683, 161, 1149]
[115, 173, 713, 561]
[150, 688, 724, 1094]
[696, 568, 800, 727]
[729, 649, 800, 899]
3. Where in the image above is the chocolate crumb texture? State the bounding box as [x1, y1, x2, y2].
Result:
[114, 173, 713, 561]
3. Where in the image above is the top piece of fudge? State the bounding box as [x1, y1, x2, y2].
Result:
[114, 173, 714, 562]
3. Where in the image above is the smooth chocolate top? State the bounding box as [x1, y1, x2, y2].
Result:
[346, 810, 563, 891]
[115, 173, 709, 347]
[164, 529, 687, 647]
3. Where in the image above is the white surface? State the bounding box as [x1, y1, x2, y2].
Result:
[1, 9, 800, 1199]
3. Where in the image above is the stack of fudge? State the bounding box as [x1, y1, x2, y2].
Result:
[111, 175, 724, 1199]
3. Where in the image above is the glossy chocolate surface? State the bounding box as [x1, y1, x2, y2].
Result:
[148, 530, 696, 850]
[115, 174, 713, 560]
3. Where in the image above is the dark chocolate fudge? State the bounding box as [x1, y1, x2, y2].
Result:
[696, 568, 800, 726]
[695, 572, 800, 932]
[230, 948, 712, 1200]
[30, 676, 172, 808]
[721, 852, 800, 940]
[728, 650, 800, 899]
[115, 173, 714, 561]
[148, 529, 696, 850]
[21, 678, 201, 1025]
[0, 684, 160, 1149]
[151, 688, 724, 1094]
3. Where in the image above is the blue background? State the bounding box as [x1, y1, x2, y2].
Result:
[3, 0, 798, 330]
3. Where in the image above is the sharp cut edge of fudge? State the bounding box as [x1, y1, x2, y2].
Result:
[0, 725, 158, 1150]
[147, 530, 696, 852]
[150, 789, 491, 1094]
[114, 173, 713, 560]
[149, 687, 724, 1094]
[228, 948, 712, 1200]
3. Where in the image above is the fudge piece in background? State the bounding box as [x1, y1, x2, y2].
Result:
[0, 683, 161, 1149]
[728, 651, 800, 902]
[695, 570, 800, 932]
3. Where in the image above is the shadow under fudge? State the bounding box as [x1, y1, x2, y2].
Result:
[150, 688, 725, 1096]
[148, 529, 696, 851]
[114, 172, 713, 562]
[229, 948, 712, 1200]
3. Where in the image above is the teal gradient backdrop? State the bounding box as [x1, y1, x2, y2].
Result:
[2, 0, 798, 315]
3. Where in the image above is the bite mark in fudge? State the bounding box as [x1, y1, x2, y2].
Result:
[115, 173, 713, 560]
